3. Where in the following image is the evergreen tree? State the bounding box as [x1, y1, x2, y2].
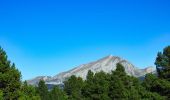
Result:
[155, 46, 170, 81]
[81, 70, 94, 99]
[93, 71, 110, 100]
[86, 70, 94, 82]
[19, 81, 41, 100]
[0, 90, 3, 100]
[151, 45, 170, 98]
[109, 63, 164, 100]
[82, 71, 110, 100]
[143, 73, 170, 99]
[130, 76, 164, 99]
[64, 75, 84, 100]
[37, 80, 49, 100]
[109, 63, 129, 99]
[49, 86, 67, 100]
[0, 47, 21, 99]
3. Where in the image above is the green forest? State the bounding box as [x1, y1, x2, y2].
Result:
[0, 46, 170, 100]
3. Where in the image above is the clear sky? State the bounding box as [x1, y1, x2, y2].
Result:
[0, 0, 170, 80]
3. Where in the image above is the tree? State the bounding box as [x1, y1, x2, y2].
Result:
[151, 45, 170, 98]
[81, 70, 94, 99]
[64, 75, 84, 100]
[155, 46, 170, 81]
[86, 70, 94, 82]
[49, 86, 67, 100]
[0, 90, 3, 100]
[109, 63, 129, 99]
[143, 73, 170, 99]
[82, 71, 110, 100]
[19, 81, 41, 100]
[37, 80, 49, 100]
[109, 63, 164, 100]
[0, 47, 21, 99]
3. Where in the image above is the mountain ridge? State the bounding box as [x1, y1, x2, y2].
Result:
[27, 55, 156, 86]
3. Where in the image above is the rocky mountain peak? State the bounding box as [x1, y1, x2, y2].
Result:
[144, 66, 156, 73]
[27, 55, 156, 86]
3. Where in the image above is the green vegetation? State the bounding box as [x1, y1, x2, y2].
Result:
[64, 75, 84, 99]
[155, 46, 170, 81]
[143, 45, 170, 99]
[0, 46, 170, 99]
[0, 47, 21, 99]
[37, 80, 49, 100]
[49, 86, 67, 100]
[19, 81, 41, 100]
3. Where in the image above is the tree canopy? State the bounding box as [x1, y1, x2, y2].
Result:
[155, 46, 170, 81]
[0, 47, 21, 99]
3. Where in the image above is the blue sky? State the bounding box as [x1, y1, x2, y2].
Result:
[0, 0, 170, 80]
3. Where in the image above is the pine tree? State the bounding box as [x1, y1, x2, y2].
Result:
[81, 70, 94, 99]
[109, 63, 129, 99]
[86, 70, 94, 82]
[37, 80, 49, 100]
[152, 45, 170, 98]
[142, 73, 170, 99]
[108, 63, 164, 99]
[19, 81, 41, 100]
[155, 46, 170, 81]
[49, 86, 67, 100]
[0, 47, 21, 99]
[82, 71, 110, 100]
[0, 90, 3, 100]
[64, 75, 84, 100]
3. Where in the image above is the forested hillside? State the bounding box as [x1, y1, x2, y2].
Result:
[0, 46, 170, 100]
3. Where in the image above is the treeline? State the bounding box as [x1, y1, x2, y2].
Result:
[0, 46, 170, 100]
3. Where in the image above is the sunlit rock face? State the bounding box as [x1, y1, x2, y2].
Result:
[27, 76, 52, 86]
[27, 55, 155, 86]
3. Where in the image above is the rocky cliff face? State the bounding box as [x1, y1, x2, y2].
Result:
[27, 55, 155, 85]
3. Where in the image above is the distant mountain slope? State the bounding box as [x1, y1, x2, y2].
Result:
[27, 55, 155, 86]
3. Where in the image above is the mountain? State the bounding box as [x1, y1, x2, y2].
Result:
[27, 55, 156, 86]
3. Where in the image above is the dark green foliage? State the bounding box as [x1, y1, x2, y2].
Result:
[104, 63, 164, 99]
[109, 64, 140, 99]
[86, 70, 94, 82]
[81, 70, 94, 99]
[115, 63, 126, 73]
[37, 80, 49, 100]
[0, 90, 3, 100]
[64, 75, 84, 100]
[0, 47, 21, 99]
[155, 46, 170, 81]
[49, 86, 67, 100]
[82, 71, 110, 100]
[143, 73, 170, 99]
[131, 77, 164, 99]
[81, 63, 164, 100]
[151, 45, 170, 99]
[109, 64, 129, 99]
[92, 71, 110, 99]
[19, 81, 41, 100]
